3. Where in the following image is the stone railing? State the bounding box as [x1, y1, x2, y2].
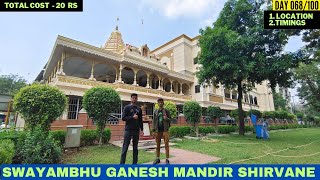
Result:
[56, 75, 191, 101]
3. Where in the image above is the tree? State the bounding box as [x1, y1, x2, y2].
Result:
[183, 101, 202, 136]
[207, 106, 224, 125]
[273, 92, 288, 110]
[13, 84, 67, 132]
[154, 101, 177, 121]
[196, 0, 299, 135]
[302, 29, 320, 61]
[82, 86, 121, 146]
[0, 74, 27, 95]
[295, 62, 320, 112]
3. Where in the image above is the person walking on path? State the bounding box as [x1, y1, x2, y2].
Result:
[120, 93, 144, 164]
[152, 98, 171, 165]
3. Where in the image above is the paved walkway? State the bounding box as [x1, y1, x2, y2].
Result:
[144, 147, 221, 164]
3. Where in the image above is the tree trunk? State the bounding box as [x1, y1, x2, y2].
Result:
[237, 81, 245, 136]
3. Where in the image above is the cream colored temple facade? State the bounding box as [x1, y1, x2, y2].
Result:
[36, 27, 274, 121]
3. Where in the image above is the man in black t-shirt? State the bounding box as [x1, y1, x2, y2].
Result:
[120, 93, 144, 164]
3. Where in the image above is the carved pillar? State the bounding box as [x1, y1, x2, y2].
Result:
[53, 66, 57, 78]
[118, 64, 123, 83]
[58, 52, 66, 75]
[180, 83, 183, 95]
[89, 61, 96, 81]
[170, 80, 174, 93]
[158, 77, 161, 90]
[133, 69, 138, 86]
[146, 73, 150, 88]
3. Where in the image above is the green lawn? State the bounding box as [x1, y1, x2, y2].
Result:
[63, 128, 320, 164]
[173, 128, 320, 164]
[62, 144, 166, 164]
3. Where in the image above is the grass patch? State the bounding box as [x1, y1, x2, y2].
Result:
[62, 144, 167, 164]
[174, 128, 320, 164]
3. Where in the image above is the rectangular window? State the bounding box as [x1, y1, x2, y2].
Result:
[67, 96, 82, 119]
[195, 85, 200, 93]
[232, 94, 237, 99]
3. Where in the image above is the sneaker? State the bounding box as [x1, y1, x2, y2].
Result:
[153, 158, 160, 165]
[166, 159, 170, 164]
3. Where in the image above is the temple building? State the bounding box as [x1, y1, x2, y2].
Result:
[34, 27, 275, 139]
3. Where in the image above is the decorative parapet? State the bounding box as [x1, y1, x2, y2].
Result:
[55, 75, 191, 101]
[209, 94, 224, 103]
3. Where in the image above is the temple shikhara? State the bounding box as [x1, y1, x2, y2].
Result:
[33, 26, 275, 141]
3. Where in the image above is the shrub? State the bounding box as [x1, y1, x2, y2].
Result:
[263, 111, 275, 119]
[230, 109, 248, 121]
[0, 130, 21, 142]
[277, 110, 289, 119]
[0, 130, 27, 164]
[249, 109, 262, 118]
[169, 126, 191, 138]
[80, 129, 112, 146]
[22, 126, 62, 164]
[80, 129, 98, 146]
[183, 101, 202, 125]
[12, 131, 27, 164]
[83, 86, 121, 145]
[101, 129, 111, 144]
[0, 139, 15, 164]
[13, 84, 67, 132]
[198, 126, 215, 135]
[183, 101, 202, 136]
[217, 125, 237, 134]
[207, 106, 224, 119]
[244, 126, 254, 132]
[50, 130, 67, 147]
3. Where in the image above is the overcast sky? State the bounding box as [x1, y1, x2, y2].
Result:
[0, 0, 304, 104]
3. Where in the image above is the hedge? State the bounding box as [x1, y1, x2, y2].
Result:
[169, 126, 191, 138]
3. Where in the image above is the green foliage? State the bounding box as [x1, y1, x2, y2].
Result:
[0, 139, 15, 164]
[295, 112, 305, 119]
[23, 126, 62, 164]
[198, 126, 215, 135]
[207, 106, 224, 119]
[295, 62, 320, 112]
[83, 86, 120, 145]
[244, 126, 254, 133]
[50, 130, 67, 147]
[230, 109, 248, 121]
[169, 126, 191, 138]
[80, 129, 111, 146]
[277, 110, 289, 119]
[273, 92, 288, 110]
[12, 131, 27, 164]
[81, 129, 98, 146]
[183, 101, 202, 126]
[13, 84, 67, 132]
[217, 125, 237, 134]
[196, 0, 300, 135]
[248, 109, 262, 118]
[263, 111, 275, 119]
[0, 74, 27, 95]
[287, 113, 297, 121]
[0, 130, 27, 164]
[101, 129, 111, 144]
[302, 29, 320, 61]
[154, 101, 177, 119]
